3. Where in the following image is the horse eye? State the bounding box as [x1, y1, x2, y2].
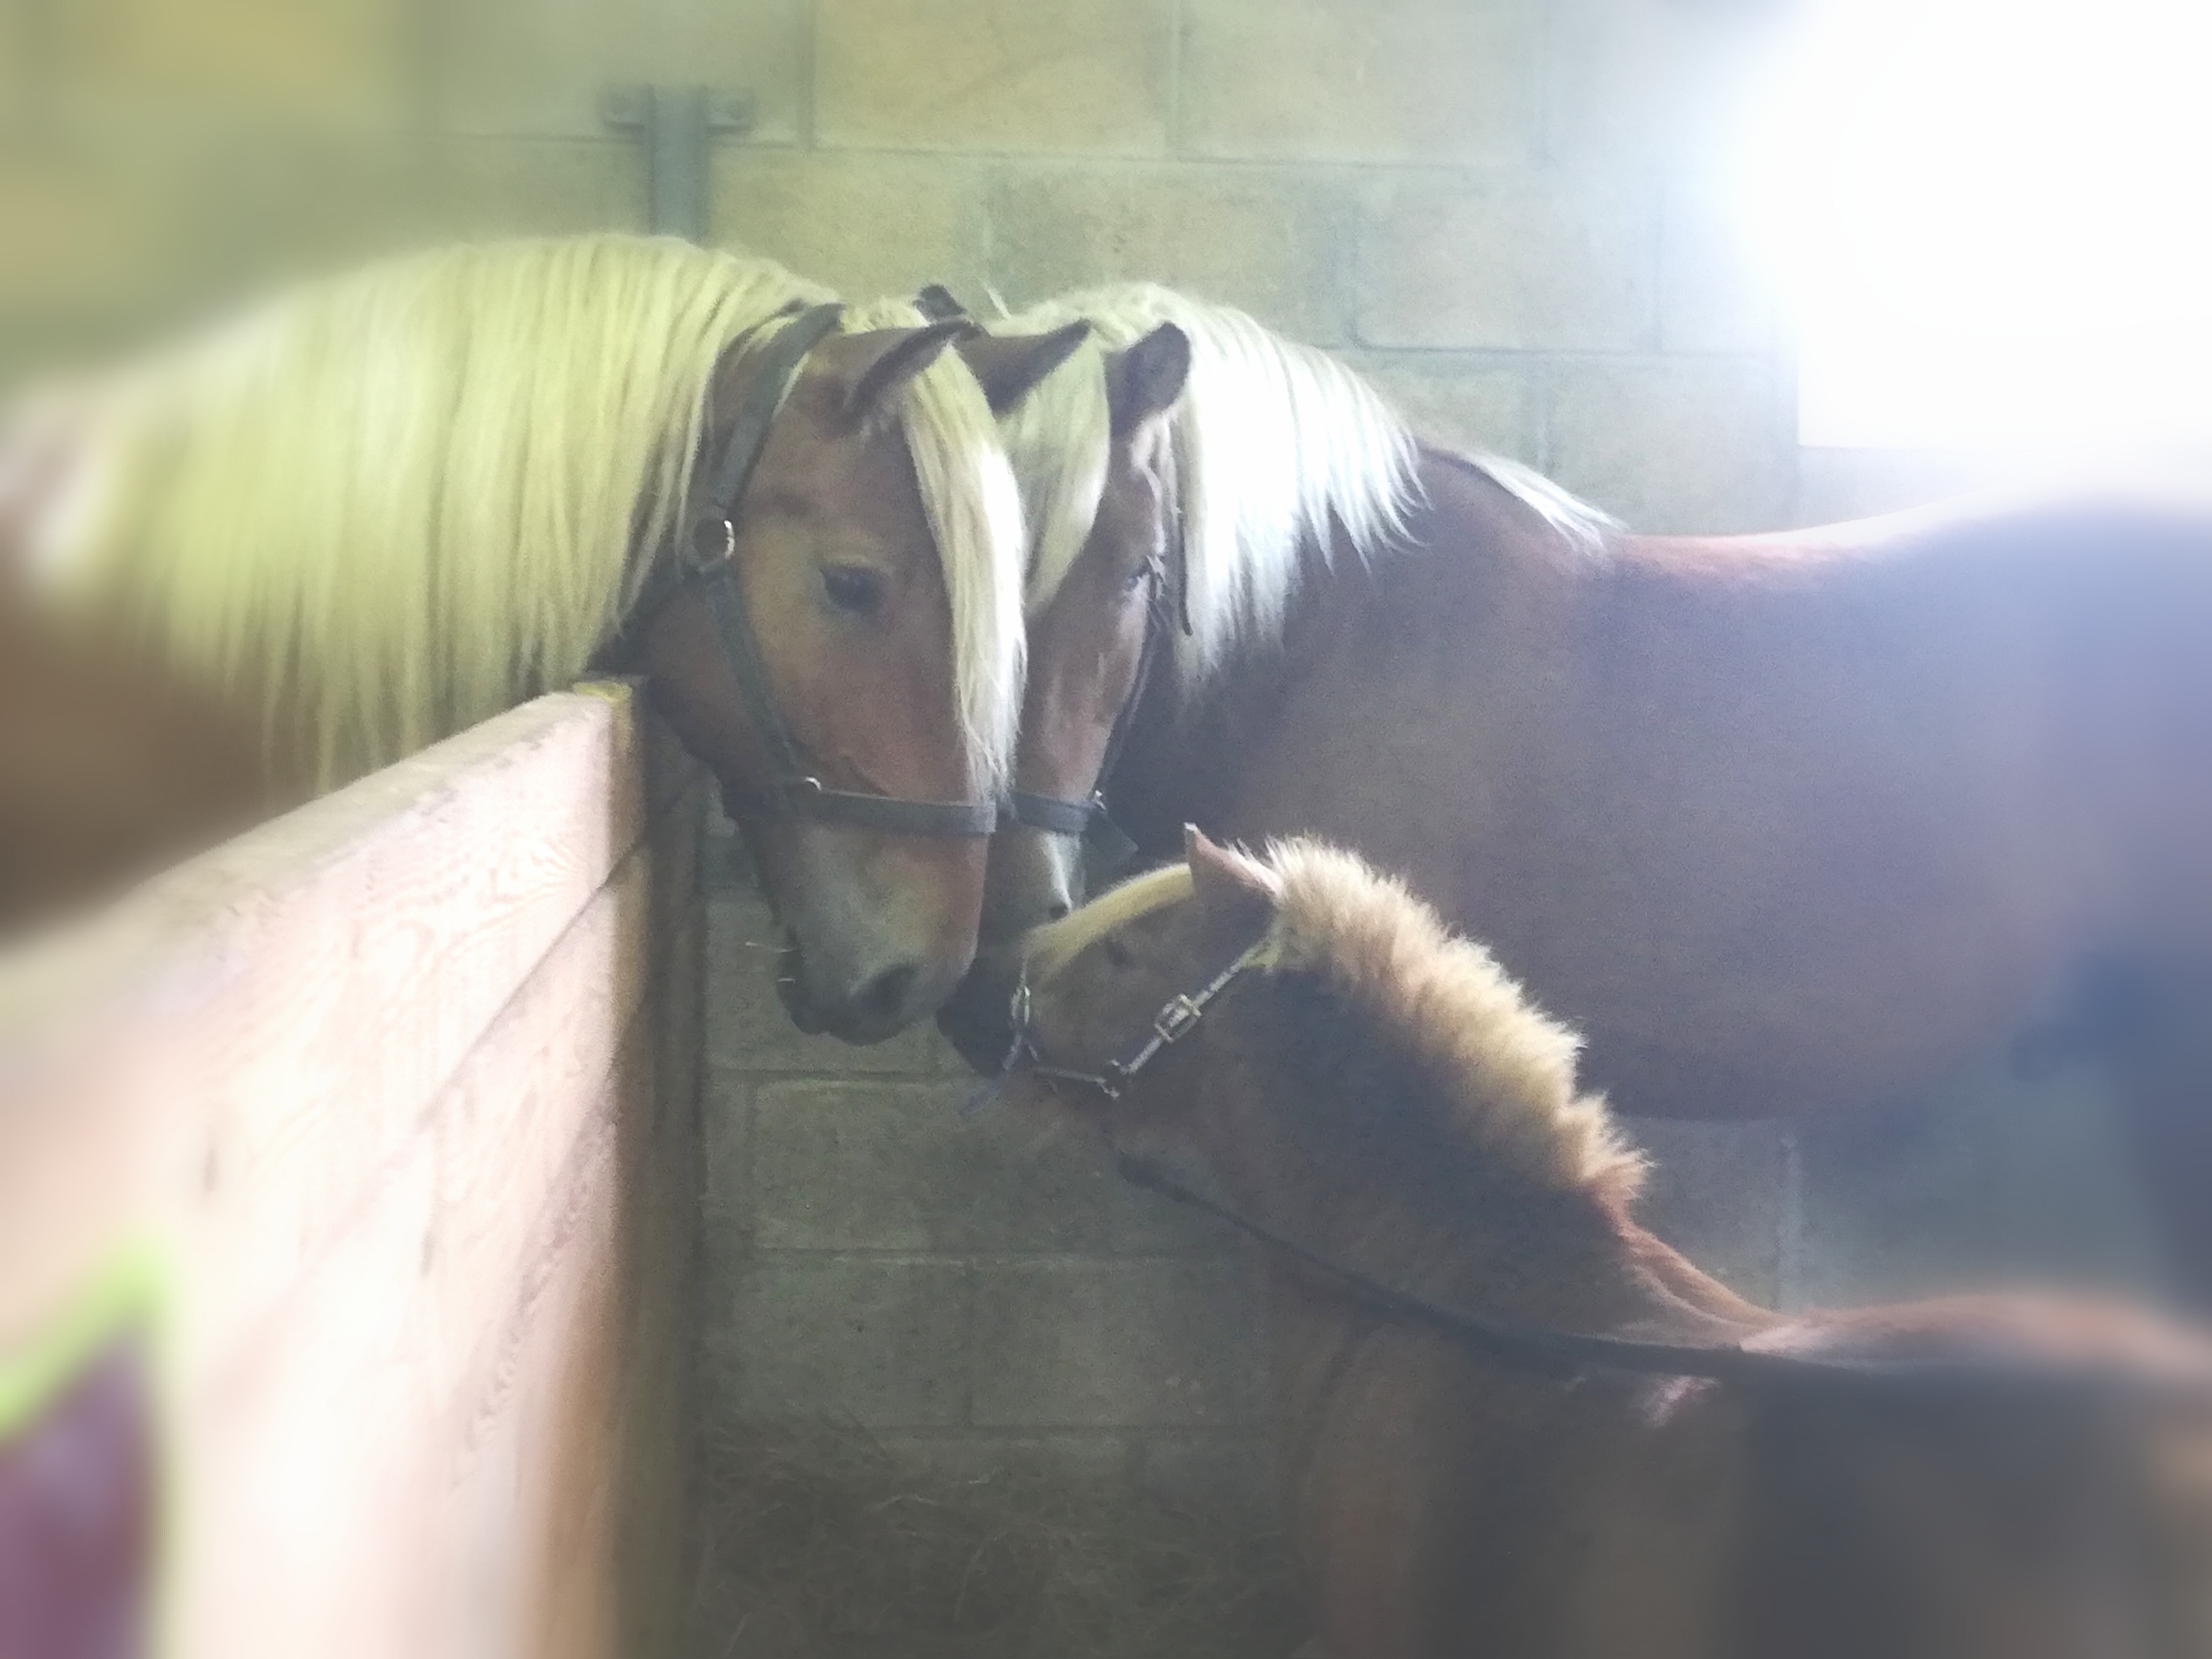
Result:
[821, 565, 884, 616]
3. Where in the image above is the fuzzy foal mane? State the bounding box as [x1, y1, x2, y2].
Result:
[1259, 839, 1647, 1206]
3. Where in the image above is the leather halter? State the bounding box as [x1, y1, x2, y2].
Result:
[995, 923, 2194, 1402]
[628, 303, 1000, 838]
[912, 277, 1187, 867]
[995, 922, 1272, 1100]
[998, 551, 1173, 872]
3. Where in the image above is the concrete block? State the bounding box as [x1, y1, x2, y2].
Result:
[408, 138, 646, 236]
[877, 1431, 1135, 1484]
[1658, 180, 1778, 356]
[1623, 1118, 1788, 1307]
[750, 1081, 1124, 1253]
[701, 1069, 751, 1237]
[1543, 355, 1790, 533]
[970, 1259, 1266, 1429]
[991, 165, 1353, 345]
[706, 889, 948, 1075]
[1181, 0, 1536, 165]
[712, 150, 991, 304]
[816, 0, 1171, 154]
[1130, 1432, 1280, 1521]
[1541, 0, 1771, 167]
[432, 0, 802, 142]
[722, 1259, 972, 1425]
[0, 5, 31, 123]
[2, 134, 644, 360]
[0, 145, 184, 320]
[51, 0, 413, 126]
[1797, 1091, 2017, 1309]
[1342, 353, 1538, 464]
[1797, 1064, 2161, 1310]
[1358, 176, 1656, 351]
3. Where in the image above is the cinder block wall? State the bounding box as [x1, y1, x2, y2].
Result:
[701, 0, 1794, 535]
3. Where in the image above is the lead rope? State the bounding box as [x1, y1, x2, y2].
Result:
[1112, 1153, 2204, 1402]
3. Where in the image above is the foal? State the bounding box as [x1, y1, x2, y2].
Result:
[1006, 829, 2212, 1659]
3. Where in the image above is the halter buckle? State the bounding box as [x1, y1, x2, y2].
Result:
[1154, 995, 1203, 1044]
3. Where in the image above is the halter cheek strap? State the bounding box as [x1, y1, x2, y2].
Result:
[995, 926, 1272, 1102]
[1001, 551, 1173, 872]
[630, 303, 999, 839]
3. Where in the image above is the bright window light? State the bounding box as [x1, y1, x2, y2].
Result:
[1738, 0, 2212, 449]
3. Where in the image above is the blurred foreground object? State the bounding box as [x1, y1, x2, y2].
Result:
[0, 682, 709, 1659]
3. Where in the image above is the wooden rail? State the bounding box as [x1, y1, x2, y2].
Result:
[0, 681, 707, 1659]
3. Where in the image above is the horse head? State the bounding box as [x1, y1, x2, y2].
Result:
[629, 306, 1094, 1043]
[936, 317, 1194, 1070]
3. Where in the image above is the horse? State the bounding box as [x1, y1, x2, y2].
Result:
[0, 235, 1085, 1040]
[933, 279, 2212, 1295]
[997, 826, 2212, 1659]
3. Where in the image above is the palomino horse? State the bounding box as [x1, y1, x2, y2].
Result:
[937, 281, 2212, 1293]
[0, 235, 1086, 1040]
[999, 828, 2212, 1659]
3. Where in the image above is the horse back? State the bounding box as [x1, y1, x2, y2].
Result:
[1735, 1295, 2212, 1659]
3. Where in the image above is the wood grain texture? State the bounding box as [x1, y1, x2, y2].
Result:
[0, 680, 707, 1659]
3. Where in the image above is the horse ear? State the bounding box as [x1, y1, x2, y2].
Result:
[957, 321, 1093, 418]
[1185, 825, 1273, 911]
[1107, 323, 1190, 439]
[840, 320, 973, 427]
[913, 283, 968, 322]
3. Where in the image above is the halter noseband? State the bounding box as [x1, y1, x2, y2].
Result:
[629, 302, 1001, 839]
[996, 925, 1272, 1101]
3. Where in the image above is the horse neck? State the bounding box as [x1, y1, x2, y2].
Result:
[1108, 445, 1577, 847]
[1193, 982, 1757, 1348]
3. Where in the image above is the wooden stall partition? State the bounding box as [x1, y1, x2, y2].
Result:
[0, 680, 708, 1659]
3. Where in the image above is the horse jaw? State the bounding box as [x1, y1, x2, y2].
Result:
[753, 821, 982, 1045]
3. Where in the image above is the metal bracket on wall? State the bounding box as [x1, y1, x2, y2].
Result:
[601, 84, 756, 243]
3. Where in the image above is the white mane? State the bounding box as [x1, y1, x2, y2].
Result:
[994, 283, 1613, 685]
[37, 236, 1025, 793]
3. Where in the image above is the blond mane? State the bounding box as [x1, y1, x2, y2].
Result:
[44, 236, 1024, 792]
[1260, 839, 1646, 1204]
[993, 283, 1614, 684]
[1022, 860, 1193, 983]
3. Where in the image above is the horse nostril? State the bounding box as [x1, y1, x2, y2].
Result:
[1046, 902, 1070, 922]
[857, 963, 918, 1024]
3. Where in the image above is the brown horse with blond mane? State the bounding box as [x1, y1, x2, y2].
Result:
[0, 235, 1088, 1040]
[939, 280, 2212, 1295]
[1002, 828, 2212, 1659]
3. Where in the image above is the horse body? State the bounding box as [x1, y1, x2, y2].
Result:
[1008, 831, 2212, 1658]
[0, 589, 271, 931]
[1112, 459, 2212, 1120]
